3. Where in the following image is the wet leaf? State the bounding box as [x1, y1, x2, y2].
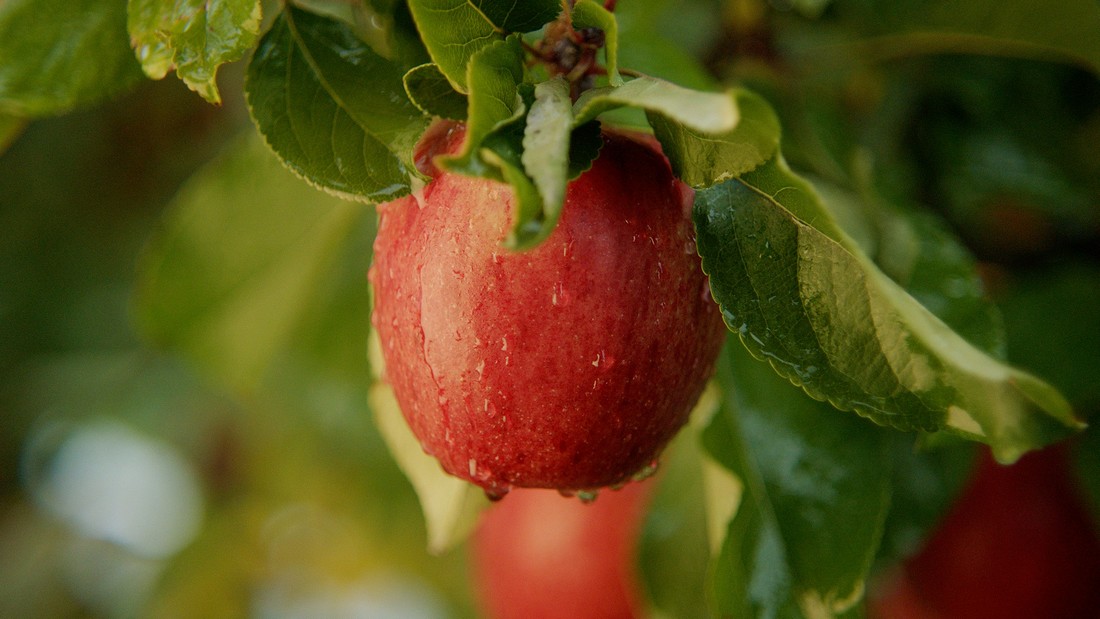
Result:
[704, 342, 893, 619]
[128, 0, 261, 103]
[246, 5, 426, 202]
[694, 152, 1082, 462]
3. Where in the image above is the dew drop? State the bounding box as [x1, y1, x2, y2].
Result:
[576, 490, 599, 504]
[632, 459, 661, 482]
[484, 485, 511, 502]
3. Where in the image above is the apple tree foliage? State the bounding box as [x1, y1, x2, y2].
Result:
[3, 0, 1099, 617]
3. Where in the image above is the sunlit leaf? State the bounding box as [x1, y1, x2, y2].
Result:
[128, 0, 261, 103]
[404, 63, 469, 119]
[694, 152, 1083, 462]
[246, 5, 427, 202]
[0, 0, 143, 116]
[651, 88, 780, 189]
[573, 75, 737, 135]
[516, 76, 572, 248]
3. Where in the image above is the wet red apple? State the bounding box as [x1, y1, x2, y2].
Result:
[869, 445, 1100, 619]
[471, 481, 652, 619]
[369, 123, 725, 495]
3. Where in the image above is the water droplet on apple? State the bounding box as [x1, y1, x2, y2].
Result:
[576, 490, 599, 504]
[632, 459, 660, 481]
[484, 485, 511, 502]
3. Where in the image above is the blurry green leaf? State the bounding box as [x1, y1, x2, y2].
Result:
[639, 388, 720, 619]
[703, 342, 892, 619]
[694, 153, 1082, 462]
[0, 113, 24, 154]
[404, 63, 469, 119]
[875, 435, 975, 564]
[127, 0, 261, 103]
[0, 0, 143, 116]
[135, 134, 370, 393]
[438, 36, 526, 174]
[516, 76, 572, 248]
[998, 262, 1100, 410]
[618, 33, 719, 91]
[572, 0, 621, 86]
[368, 327, 489, 554]
[573, 76, 737, 134]
[246, 6, 427, 202]
[799, 0, 1100, 75]
[406, 0, 555, 92]
[651, 89, 780, 189]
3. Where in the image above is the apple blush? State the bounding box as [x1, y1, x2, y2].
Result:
[369, 123, 726, 497]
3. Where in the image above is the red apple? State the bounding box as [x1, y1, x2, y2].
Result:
[470, 482, 652, 619]
[870, 445, 1100, 619]
[369, 123, 725, 495]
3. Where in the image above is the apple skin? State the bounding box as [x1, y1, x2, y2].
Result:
[369, 124, 725, 494]
[470, 482, 652, 619]
[869, 445, 1100, 619]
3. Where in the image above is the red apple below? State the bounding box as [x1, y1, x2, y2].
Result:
[369, 123, 726, 495]
[471, 481, 653, 619]
[869, 445, 1100, 619]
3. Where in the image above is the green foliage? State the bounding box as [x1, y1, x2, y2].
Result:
[404, 63, 469, 119]
[246, 6, 427, 202]
[695, 154, 1081, 462]
[705, 343, 892, 619]
[134, 134, 373, 393]
[128, 0, 261, 103]
[3, 0, 1098, 616]
[0, 0, 143, 116]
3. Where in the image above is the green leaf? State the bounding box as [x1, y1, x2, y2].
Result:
[127, 0, 261, 103]
[0, 0, 143, 116]
[134, 133, 371, 393]
[818, 0, 1100, 76]
[403, 63, 469, 119]
[693, 153, 1083, 462]
[704, 342, 893, 619]
[407, 0, 553, 93]
[573, 75, 737, 134]
[572, 0, 621, 86]
[639, 387, 720, 619]
[368, 327, 490, 554]
[0, 113, 25, 155]
[438, 36, 526, 174]
[651, 88, 781, 189]
[517, 76, 572, 248]
[473, 0, 560, 33]
[246, 6, 427, 202]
